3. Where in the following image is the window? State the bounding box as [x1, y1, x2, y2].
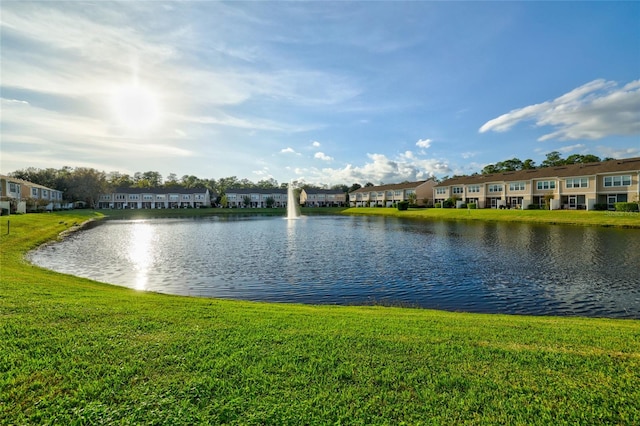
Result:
[488, 184, 503, 193]
[9, 183, 18, 193]
[116, 194, 125, 200]
[170, 195, 179, 200]
[143, 195, 153, 200]
[129, 194, 139, 200]
[604, 175, 631, 187]
[157, 194, 166, 200]
[509, 182, 525, 191]
[536, 181, 556, 190]
[32, 188, 38, 196]
[565, 178, 588, 188]
[183, 195, 191, 200]
[452, 187, 463, 194]
[394, 190, 402, 196]
[436, 188, 447, 195]
[467, 185, 480, 193]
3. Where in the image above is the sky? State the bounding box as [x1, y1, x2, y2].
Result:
[1, 1, 639, 186]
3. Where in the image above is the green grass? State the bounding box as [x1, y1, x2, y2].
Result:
[1, 212, 639, 424]
[344, 207, 640, 228]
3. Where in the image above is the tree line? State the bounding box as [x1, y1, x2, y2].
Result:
[8, 151, 615, 207]
[8, 167, 364, 208]
[481, 151, 611, 175]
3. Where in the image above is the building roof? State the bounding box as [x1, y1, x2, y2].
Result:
[435, 157, 640, 187]
[113, 187, 210, 194]
[301, 188, 345, 194]
[0, 175, 61, 192]
[350, 180, 433, 194]
[225, 188, 287, 194]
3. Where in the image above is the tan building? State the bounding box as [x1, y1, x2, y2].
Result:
[434, 157, 640, 210]
[300, 189, 346, 207]
[349, 180, 436, 207]
[0, 174, 65, 213]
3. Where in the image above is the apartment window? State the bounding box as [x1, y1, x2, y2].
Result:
[604, 175, 631, 187]
[488, 184, 503, 193]
[509, 182, 525, 191]
[436, 188, 447, 195]
[143, 195, 153, 200]
[468, 185, 480, 193]
[394, 190, 402, 196]
[9, 183, 18, 193]
[157, 194, 166, 200]
[251, 194, 259, 200]
[565, 178, 588, 188]
[32, 188, 38, 196]
[129, 194, 139, 200]
[170, 195, 179, 200]
[386, 191, 393, 197]
[116, 194, 125, 200]
[183, 195, 191, 200]
[452, 187, 463, 194]
[42, 190, 48, 197]
[536, 181, 556, 190]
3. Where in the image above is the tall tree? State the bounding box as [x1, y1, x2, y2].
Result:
[540, 151, 564, 168]
[64, 168, 108, 208]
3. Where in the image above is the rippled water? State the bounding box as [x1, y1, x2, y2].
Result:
[28, 215, 640, 318]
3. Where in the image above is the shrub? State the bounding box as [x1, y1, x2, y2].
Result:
[527, 204, 539, 210]
[397, 201, 409, 211]
[434, 203, 441, 208]
[459, 203, 467, 209]
[443, 199, 455, 208]
[593, 203, 608, 211]
[614, 202, 639, 212]
[467, 203, 477, 209]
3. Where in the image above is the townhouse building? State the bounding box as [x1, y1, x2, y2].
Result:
[98, 187, 212, 209]
[433, 157, 640, 210]
[299, 189, 346, 207]
[0, 175, 65, 213]
[349, 180, 436, 207]
[224, 188, 289, 208]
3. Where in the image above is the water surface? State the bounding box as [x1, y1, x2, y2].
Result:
[29, 215, 640, 318]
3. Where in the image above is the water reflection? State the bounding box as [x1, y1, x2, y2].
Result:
[28, 216, 640, 318]
[127, 222, 155, 290]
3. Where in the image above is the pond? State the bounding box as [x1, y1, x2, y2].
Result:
[28, 215, 640, 318]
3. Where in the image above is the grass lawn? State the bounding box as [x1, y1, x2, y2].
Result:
[343, 207, 640, 228]
[1, 212, 639, 424]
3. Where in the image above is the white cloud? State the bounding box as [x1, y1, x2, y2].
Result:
[312, 141, 321, 148]
[416, 138, 432, 149]
[479, 79, 640, 141]
[557, 144, 586, 153]
[281, 147, 296, 154]
[303, 152, 451, 185]
[314, 152, 333, 161]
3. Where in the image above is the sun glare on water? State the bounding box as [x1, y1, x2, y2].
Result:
[111, 83, 161, 132]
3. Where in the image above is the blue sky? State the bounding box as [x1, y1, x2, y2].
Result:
[1, 1, 639, 186]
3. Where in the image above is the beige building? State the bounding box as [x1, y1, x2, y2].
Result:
[0, 175, 65, 213]
[349, 180, 436, 207]
[300, 189, 346, 207]
[434, 157, 640, 210]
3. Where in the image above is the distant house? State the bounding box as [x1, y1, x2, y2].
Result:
[0, 175, 64, 213]
[349, 180, 436, 208]
[433, 157, 640, 210]
[224, 188, 289, 208]
[299, 189, 346, 207]
[98, 187, 212, 209]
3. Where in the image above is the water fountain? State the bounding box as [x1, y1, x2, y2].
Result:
[287, 183, 301, 219]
